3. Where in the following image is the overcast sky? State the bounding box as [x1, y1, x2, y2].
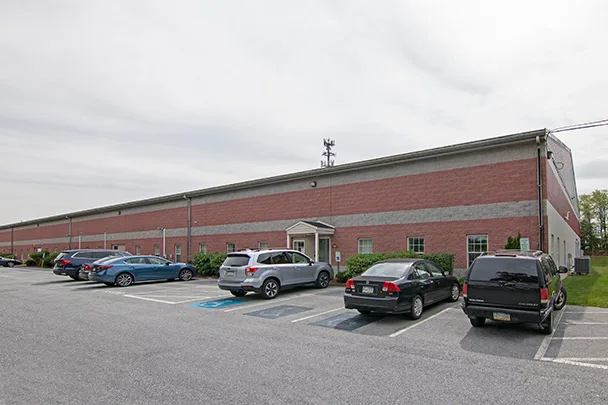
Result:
[1, 0, 607, 225]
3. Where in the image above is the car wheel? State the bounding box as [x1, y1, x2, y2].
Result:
[540, 312, 553, 335]
[470, 317, 486, 327]
[76, 267, 85, 280]
[357, 309, 371, 315]
[69, 275, 79, 280]
[7, 261, 14, 268]
[178, 269, 193, 281]
[408, 295, 424, 320]
[315, 271, 330, 288]
[115, 273, 134, 287]
[447, 283, 460, 302]
[260, 278, 280, 299]
[231, 290, 247, 297]
[553, 287, 567, 311]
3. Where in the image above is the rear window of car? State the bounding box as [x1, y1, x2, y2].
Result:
[362, 262, 412, 278]
[55, 252, 68, 260]
[223, 254, 250, 267]
[469, 257, 539, 283]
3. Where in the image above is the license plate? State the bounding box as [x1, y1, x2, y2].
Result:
[493, 312, 511, 321]
[226, 270, 235, 277]
[361, 286, 374, 294]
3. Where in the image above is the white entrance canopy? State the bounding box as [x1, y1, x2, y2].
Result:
[286, 221, 335, 262]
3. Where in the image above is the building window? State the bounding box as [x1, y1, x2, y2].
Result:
[175, 244, 182, 262]
[467, 235, 488, 267]
[135, 245, 141, 255]
[407, 237, 425, 253]
[258, 241, 269, 249]
[227, 243, 235, 253]
[199, 244, 207, 254]
[358, 238, 373, 254]
[293, 240, 305, 253]
[154, 245, 160, 256]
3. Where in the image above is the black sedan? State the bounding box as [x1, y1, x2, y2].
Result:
[344, 258, 460, 319]
[0, 256, 22, 268]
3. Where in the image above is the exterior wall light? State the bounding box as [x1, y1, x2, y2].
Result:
[310, 181, 317, 188]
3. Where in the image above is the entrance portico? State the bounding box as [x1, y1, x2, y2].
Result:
[285, 221, 335, 263]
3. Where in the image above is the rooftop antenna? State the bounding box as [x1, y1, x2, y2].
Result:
[321, 138, 335, 168]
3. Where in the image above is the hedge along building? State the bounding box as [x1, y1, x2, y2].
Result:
[0, 129, 580, 274]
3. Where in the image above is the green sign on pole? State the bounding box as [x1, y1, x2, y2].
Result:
[520, 238, 530, 251]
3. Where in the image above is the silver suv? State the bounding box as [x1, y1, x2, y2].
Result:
[218, 249, 334, 299]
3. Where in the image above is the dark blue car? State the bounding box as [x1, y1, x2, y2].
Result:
[53, 249, 131, 280]
[88, 255, 195, 287]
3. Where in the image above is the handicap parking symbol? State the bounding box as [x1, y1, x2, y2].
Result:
[190, 298, 247, 309]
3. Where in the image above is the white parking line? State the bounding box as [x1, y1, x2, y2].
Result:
[223, 293, 317, 312]
[291, 307, 344, 323]
[533, 307, 566, 360]
[551, 337, 608, 340]
[541, 358, 608, 370]
[389, 305, 457, 338]
[555, 358, 608, 361]
[172, 294, 232, 304]
[123, 295, 177, 304]
[565, 311, 608, 314]
[565, 321, 608, 325]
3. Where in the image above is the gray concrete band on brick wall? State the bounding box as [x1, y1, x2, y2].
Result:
[0, 131, 545, 230]
[1, 200, 538, 247]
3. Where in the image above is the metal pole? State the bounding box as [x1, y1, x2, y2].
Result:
[67, 217, 72, 249]
[314, 232, 319, 262]
[186, 196, 192, 262]
[78, 235, 82, 249]
[162, 228, 166, 257]
[10, 227, 14, 256]
[104, 232, 107, 249]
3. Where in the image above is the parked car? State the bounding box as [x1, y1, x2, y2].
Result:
[217, 248, 334, 299]
[0, 256, 22, 267]
[53, 249, 131, 280]
[461, 250, 568, 334]
[344, 259, 460, 319]
[88, 255, 195, 287]
[79, 256, 123, 280]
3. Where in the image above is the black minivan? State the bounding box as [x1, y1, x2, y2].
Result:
[461, 250, 567, 334]
[53, 249, 131, 280]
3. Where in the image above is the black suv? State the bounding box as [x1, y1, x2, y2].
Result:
[53, 249, 131, 280]
[461, 250, 568, 334]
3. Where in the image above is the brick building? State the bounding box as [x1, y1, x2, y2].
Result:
[0, 129, 580, 274]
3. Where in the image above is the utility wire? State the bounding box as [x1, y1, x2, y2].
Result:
[550, 119, 608, 133]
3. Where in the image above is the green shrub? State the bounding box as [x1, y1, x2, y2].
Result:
[0, 252, 15, 259]
[43, 252, 60, 268]
[345, 250, 455, 277]
[505, 232, 522, 249]
[27, 250, 50, 267]
[334, 271, 351, 283]
[193, 252, 227, 277]
[25, 259, 37, 267]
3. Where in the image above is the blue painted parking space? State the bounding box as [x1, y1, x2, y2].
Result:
[312, 312, 384, 331]
[245, 305, 312, 319]
[191, 298, 248, 308]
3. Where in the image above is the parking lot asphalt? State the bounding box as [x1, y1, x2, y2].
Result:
[1, 267, 607, 405]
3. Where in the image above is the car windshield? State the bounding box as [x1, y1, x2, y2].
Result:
[469, 257, 539, 283]
[223, 254, 250, 267]
[94, 256, 118, 264]
[361, 262, 411, 278]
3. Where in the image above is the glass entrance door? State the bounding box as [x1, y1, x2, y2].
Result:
[318, 238, 330, 263]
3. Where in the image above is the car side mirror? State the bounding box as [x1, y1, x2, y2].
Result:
[309, 260, 314, 266]
[166, 262, 171, 266]
[558, 266, 568, 274]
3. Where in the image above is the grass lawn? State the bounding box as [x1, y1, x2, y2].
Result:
[562, 256, 608, 308]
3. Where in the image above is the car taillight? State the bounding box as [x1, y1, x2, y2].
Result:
[84, 265, 91, 271]
[98, 265, 112, 270]
[540, 287, 549, 305]
[345, 279, 355, 291]
[382, 282, 400, 292]
[245, 266, 258, 277]
[462, 283, 468, 298]
[59, 260, 71, 266]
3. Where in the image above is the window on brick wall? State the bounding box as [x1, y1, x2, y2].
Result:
[258, 241, 269, 249]
[407, 237, 425, 253]
[199, 244, 207, 254]
[175, 244, 182, 262]
[227, 243, 235, 253]
[358, 238, 373, 254]
[154, 245, 160, 256]
[467, 235, 488, 267]
[135, 245, 141, 255]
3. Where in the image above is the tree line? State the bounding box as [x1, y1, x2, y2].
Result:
[580, 189, 608, 254]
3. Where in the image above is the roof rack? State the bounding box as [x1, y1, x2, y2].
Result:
[479, 249, 544, 257]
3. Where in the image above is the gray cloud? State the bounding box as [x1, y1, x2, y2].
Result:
[1, 0, 607, 223]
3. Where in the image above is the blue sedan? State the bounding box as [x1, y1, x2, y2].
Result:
[88, 255, 195, 287]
